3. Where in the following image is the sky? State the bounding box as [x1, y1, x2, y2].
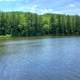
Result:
[0, 0, 80, 15]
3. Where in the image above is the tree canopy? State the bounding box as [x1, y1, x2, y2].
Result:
[0, 12, 80, 36]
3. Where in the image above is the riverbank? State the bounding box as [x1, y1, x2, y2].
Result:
[0, 35, 12, 39]
[0, 34, 79, 40]
[0, 35, 65, 40]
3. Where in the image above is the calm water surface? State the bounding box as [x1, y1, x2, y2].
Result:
[0, 37, 80, 80]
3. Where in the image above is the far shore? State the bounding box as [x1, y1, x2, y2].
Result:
[0, 35, 80, 40]
[0, 35, 65, 40]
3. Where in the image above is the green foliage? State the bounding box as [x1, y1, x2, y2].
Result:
[0, 12, 80, 36]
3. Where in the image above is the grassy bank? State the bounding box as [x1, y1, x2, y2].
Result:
[0, 35, 12, 40]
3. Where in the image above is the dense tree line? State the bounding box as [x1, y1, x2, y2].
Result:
[0, 12, 80, 36]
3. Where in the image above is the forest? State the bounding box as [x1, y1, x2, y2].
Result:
[0, 12, 80, 36]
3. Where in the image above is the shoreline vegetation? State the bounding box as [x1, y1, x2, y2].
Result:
[0, 35, 11, 39]
[0, 12, 80, 38]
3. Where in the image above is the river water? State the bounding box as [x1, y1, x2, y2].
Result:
[0, 37, 80, 80]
